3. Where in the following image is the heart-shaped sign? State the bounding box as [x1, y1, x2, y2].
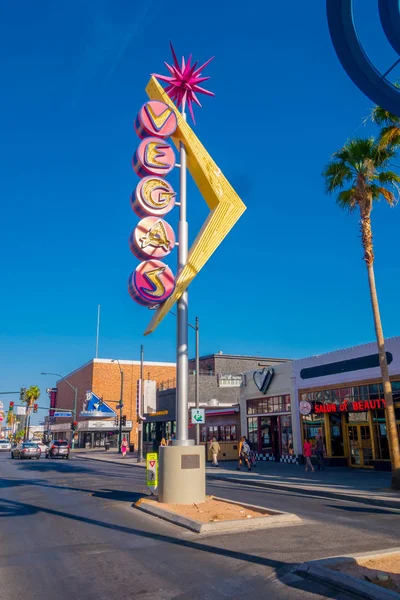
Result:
[253, 367, 275, 395]
[149, 460, 156, 468]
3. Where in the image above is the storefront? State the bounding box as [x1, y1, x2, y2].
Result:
[241, 337, 400, 469]
[299, 382, 400, 468]
[50, 419, 133, 448]
[240, 361, 300, 463]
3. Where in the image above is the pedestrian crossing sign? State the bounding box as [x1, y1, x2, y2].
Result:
[146, 452, 158, 488]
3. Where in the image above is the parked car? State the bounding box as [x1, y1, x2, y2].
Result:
[46, 440, 70, 459]
[11, 442, 41, 460]
[0, 439, 12, 452]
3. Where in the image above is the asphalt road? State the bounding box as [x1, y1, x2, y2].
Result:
[0, 453, 399, 600]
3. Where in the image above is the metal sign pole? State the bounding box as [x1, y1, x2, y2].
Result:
[175, 112, 191, 446]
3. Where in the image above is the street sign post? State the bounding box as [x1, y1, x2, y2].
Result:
[146, 452, 158, 493]
[190, 408, 205, 425]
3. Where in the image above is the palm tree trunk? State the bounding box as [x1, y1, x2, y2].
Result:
[362, 211, 400, 489]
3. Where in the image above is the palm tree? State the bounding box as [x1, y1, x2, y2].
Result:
[24, 385, 40, 441]
[323, 138, 400, 490]
[371, 103, 400, 150]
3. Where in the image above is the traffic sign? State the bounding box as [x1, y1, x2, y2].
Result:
[54, 412, 73, 418]
[146, 452, 158, 489]
[191, 408, 205, 424]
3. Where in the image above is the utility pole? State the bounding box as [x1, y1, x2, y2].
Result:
[119, 370, 124, 452]
[139, 345, 144, 462]
[195, 316, 200, 445]
[41, 373, 78, 449]
[111, 360, 124, 453]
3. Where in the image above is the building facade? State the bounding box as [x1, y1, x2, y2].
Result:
[145, 353, 289, 446]
[47, 358, 176, 448]
[240, 337, 400, 469]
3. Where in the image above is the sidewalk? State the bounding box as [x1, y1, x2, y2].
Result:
[207, 461, 400, 509]
[74, 450, 400, 509]
[74, 448, 145, 467]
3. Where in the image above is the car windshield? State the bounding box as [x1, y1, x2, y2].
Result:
[23, 443, 38, 448]
[53, 441, 68, 446]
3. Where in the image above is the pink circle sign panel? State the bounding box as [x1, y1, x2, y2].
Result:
[134, 101, 177, 139]
[132, 137, 175, 178]
[129, 217, 176, 260]
[128, 259, 175, 306]
[131, 176, 176, 218]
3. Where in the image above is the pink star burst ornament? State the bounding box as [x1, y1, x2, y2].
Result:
[152, 42, 214, 124]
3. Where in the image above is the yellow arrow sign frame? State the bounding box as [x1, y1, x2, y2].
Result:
[144, 77, 246, 335]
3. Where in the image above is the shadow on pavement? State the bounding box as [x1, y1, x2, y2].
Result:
[0, 495, 298, 585]
[325, 504, 397, 515]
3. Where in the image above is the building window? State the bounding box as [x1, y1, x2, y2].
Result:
[279, 415, 293, 455]
[247, 417, 258, 451]
[303, 414, 325, 447]
[373, 408, 391, 460]
[247, 394, 291, 415]
[202, 425, 238, 442]
[330, 412, 344, 456]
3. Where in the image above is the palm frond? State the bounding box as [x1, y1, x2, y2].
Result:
[322, 161, 352, 193]
[336, 188, 357, 212]
[371, 105, 400, 127]
[370, 184, 396, 205]
[376, 170, 400, 184]
[378, 126, 400, 150]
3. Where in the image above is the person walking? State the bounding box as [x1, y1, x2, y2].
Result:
[315, 435, 326, 471]
[237, 436, 252, 471]
[121, 436, 128, 458]
[208, 437, 221, 467]
[303, 438, 315, 472]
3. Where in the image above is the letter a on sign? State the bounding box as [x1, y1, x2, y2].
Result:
[146, 452, 158, 489]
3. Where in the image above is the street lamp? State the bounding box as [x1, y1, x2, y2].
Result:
[41, 372, 78, 449]
[111, 360, 124, 453]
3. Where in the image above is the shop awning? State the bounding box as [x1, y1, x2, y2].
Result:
[205, 409, 239, 417]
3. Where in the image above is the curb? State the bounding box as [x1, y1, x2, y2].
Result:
[74, 454, 146, 468]
[135, 495, 302, 534]
[296, 548, 400, 600]
[207, 473, 400, 510]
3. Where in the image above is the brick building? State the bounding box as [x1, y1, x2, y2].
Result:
[47, 358, 175, 448]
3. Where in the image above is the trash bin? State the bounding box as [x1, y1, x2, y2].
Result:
[129, 443, 135, 453]
[105, 442, 110, 451]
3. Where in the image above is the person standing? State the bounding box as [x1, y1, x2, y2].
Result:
[303, 439, 315, 472]
[237, 436, 252, 471]
[160, 437, 167, 448]
[208, 437, 221, 467]
[315, 435, 326, 471]
[121, 436, 128, 458]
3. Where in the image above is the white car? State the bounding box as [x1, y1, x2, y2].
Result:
[34, 441, 48, 453]
[0, 440, 12, 452]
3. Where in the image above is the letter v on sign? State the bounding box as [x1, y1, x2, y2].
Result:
[144, 76, 247, 335]
[145, 103, 174, 132]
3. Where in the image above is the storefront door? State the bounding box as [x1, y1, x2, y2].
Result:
[347, 424, 373, 468]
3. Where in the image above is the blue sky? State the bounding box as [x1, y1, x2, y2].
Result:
[1, 0, 400, 421]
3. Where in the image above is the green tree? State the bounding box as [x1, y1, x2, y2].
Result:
[323, 138, 400, 489]
[24, 386, 40, 441]
[371, 103, 400, 150]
